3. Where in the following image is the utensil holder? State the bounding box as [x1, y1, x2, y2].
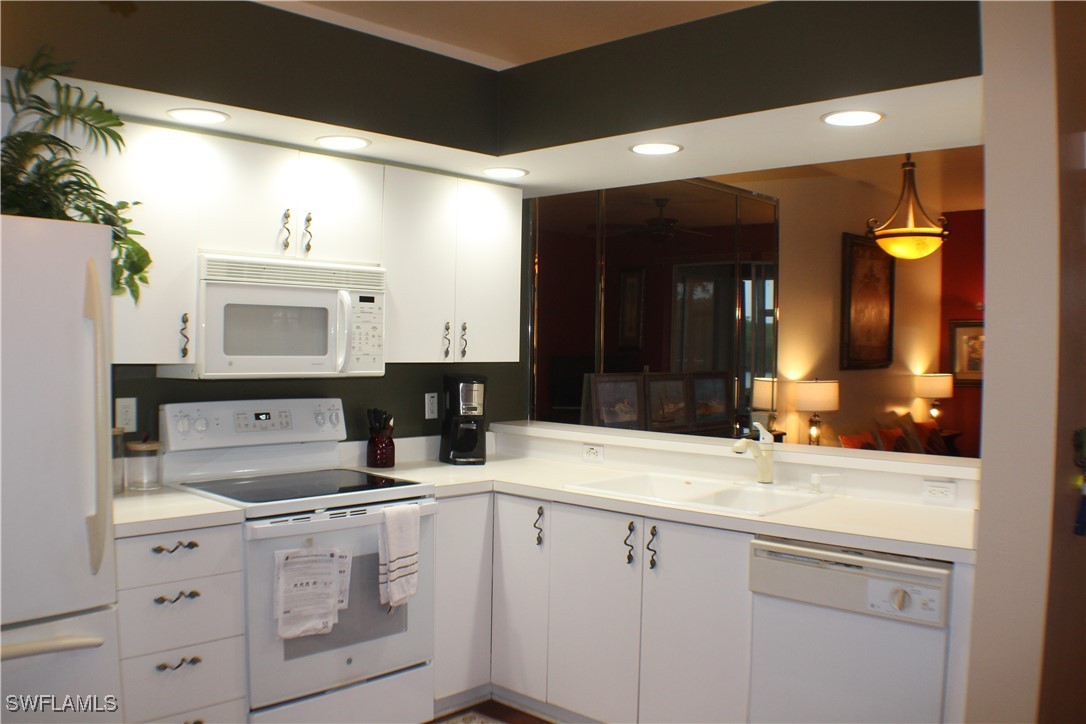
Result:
[367, 432, 395, 468]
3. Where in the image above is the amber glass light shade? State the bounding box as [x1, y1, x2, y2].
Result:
[867, 154, 949, 260]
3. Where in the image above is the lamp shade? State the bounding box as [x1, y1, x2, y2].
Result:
[752, 377, 776, 410]
[915, 373, 953, 399]
[794, 380, 839, 412]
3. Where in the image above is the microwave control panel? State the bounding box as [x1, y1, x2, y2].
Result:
[345, 290, 385, 375]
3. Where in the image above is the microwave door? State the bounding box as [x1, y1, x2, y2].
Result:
[201, 282, 339, 377]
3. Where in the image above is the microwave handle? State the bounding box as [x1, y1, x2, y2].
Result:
[336, 290, 351, 372]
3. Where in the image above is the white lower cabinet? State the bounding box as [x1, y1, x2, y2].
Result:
[114, 524, 245, 723]
[490, 496, 753, 723]
[434, 493, 494, 700]
[491, 495, 550, 702]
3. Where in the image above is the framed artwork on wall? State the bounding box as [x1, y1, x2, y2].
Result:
[949, 320, 984, 386]
[646, 374, 691, 432]
[590, 374, 645, 429]
[691, 372, 731, 429]
[840, 232, 895, 369]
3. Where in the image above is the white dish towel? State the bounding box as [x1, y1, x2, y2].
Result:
[378, 503, 420, 607]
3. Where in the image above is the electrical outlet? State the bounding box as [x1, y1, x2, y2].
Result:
[424, 393, 438, 420]
[583, 444, 604, 462]
[923, 480, 957, 504]
[115, 397, 137, 432]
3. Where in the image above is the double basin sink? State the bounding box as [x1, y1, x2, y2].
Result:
[567, 472, 827, 517]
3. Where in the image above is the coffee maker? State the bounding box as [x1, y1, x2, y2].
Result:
[439, 374, 487, 465]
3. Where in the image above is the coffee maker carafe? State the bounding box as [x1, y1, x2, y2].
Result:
[439, 375, 486, 465]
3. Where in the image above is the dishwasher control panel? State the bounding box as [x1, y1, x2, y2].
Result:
[749, 536, 951, 628]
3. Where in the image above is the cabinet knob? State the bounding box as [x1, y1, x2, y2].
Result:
[151, 540, 199, 554]
[303, 212, 313, 253]
[533, 506, 544, 546]
[155, 655, 202, 672]
[281, 208, 292, 250]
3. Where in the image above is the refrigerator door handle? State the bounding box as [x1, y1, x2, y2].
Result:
[83, 259, 111, 575]
[1, 634, 105, 662]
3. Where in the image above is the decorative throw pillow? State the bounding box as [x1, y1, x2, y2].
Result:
[876, 426, 913, 453]
[872, 411, 925, 454]
[840, 431, 879, 450]
[913, 420, 949, 455]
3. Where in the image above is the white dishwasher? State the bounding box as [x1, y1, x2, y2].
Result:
[748, 536, 952, 724]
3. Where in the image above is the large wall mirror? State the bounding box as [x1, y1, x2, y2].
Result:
[532, 179, 778, 439]
[530, 147, 984, 457]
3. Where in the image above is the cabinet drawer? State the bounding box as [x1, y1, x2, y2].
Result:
[117, 525, 241, 589]
[148, 697, 247, 724]
[118, 572, 244, 658]
[121, 635, 246, 723]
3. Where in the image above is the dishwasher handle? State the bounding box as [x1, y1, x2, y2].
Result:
[750, 537, 951, 628]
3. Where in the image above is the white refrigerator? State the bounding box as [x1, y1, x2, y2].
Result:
[1, 216, 123, 721]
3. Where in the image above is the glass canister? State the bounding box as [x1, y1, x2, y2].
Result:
[125, 440, 161, 491]
[111, 428, 125, 494]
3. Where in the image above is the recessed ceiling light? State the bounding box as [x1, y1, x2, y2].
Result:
[630, 142, 683, 156]
[166, 108, 230, 125]
[316, 135, 371, 150]
[821, 110, 884, 127]
[483, 167, 528, 179]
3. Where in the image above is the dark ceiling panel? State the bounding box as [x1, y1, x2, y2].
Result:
[498, 1, 982, 153]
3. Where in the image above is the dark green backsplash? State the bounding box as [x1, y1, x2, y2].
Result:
[112, 361, 529, 443]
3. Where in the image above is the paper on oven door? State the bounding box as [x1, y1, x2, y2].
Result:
[274, 547, 349, 639]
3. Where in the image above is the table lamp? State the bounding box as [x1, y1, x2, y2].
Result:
[914, 373, 953, 426]
[795, 380, 839, 445]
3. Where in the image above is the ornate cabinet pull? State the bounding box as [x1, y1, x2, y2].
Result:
[179, 313, 190, 359]
[303, 212, 313, 253]
[151, 540, 199, 554]
[155, 656, 202, 672]
[443, 322, 452, 359]
[533, 506, 544, 546]
[624, 521, 635, 564]
[280, 208, 291, 250]
[460, 322, 468, 358]
[646, 525, 658, 569]
[153, 590, 201, 605]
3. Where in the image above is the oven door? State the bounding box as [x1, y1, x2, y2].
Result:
[244, 501, 436, 710]
[201, 280, 348, 378]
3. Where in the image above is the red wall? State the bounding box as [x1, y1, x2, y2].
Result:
[939, 209, 985, 456]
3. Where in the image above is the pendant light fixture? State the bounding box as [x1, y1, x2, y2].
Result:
[867, 153, 949, 260]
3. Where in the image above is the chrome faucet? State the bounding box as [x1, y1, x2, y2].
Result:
[731, 422, 774, 483]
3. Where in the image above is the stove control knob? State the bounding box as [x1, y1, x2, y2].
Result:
[890, 588, 912, 612]
[193, 417, 209, 433]
[314, 412, 327, 427]
[329, 410, 341, 427]
[175, 415, 191, 434]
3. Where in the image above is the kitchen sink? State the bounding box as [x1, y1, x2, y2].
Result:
[567, 473, 828, 517]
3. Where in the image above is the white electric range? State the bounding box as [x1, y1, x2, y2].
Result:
[160, 398, 436, 724]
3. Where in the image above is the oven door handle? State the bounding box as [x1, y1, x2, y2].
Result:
[245, 500, 437, 540]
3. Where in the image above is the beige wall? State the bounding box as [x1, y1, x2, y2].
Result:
[969, 2, 1085, 721]
[714, 172, 943, 443]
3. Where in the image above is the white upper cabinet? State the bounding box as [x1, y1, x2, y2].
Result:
[454, 179, 523, 362]
[84, 122, 384, 363]
[382, 167, 523, 363]
[381, 166, 459, 362]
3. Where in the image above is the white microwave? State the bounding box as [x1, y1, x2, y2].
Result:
[158, 253, 385, 379]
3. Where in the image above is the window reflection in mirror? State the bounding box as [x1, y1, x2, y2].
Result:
[531, 179, 778, 439]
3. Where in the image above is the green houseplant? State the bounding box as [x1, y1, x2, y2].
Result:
[2, 47, 151, 301]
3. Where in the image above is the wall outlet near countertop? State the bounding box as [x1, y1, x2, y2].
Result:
[116, 397, 137, 432]
[922, 479, 958, 504]
[424, 392, 438, 420]
[583, 444, 604, 462]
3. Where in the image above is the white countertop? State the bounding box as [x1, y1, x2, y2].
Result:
[114, 446, 976, 562]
